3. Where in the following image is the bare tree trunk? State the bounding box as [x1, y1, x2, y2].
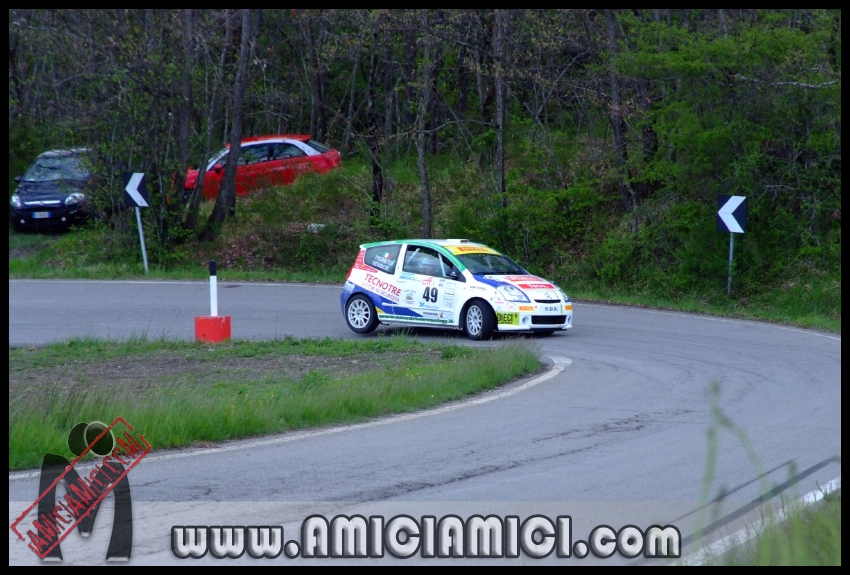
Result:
[403, 27, 418, 130]
[186, 9, 232, 231]
[494, 9, 506, 207]
[9, 24, 24, 117]
[366, 15, 383, 216]
[342, 52, 360, 153]
[383, 38, 395, 208]
[201, 8, 252, 241]
[305, 14, 327, 142]
[605, 9, 638, 233]
[175, 9, 194, 207]
[383, 38, 394, 160]
[477, 11, 495, 123]
[457, 45, 469, 115]
[428, 42, 443, 156]
[416, 10, 433, 239]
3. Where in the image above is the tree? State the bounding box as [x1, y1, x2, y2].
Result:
[415, 10, 434, 238]
[201, 9, 255, 241]
[605, 9, 639, 234]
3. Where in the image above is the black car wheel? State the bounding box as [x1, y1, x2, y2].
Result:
[463, 299, 495, 341]
[345, 294, 379, 334]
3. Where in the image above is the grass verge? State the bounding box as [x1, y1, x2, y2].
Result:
[9, 336, 541, 470]
[570, 289, 841, 333]
[715, 493, 841, 565]
[689, 380, 842, 565]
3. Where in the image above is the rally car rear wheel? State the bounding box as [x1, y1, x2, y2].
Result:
[345, 294, 379, 334]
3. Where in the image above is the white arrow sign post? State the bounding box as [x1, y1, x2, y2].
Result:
[123, 172, 150, 274]
[717, 195, 748, 296]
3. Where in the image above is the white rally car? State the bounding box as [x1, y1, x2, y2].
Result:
[340, 239, 573, 340]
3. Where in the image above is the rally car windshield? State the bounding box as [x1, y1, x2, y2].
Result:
[457, 253, 526, 275]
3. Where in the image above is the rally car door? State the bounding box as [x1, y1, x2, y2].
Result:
[394, 244, 459, 327]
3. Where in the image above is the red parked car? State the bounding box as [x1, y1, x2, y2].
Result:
[184, 134, 342, 200]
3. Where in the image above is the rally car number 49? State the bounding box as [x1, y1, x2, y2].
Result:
[340, 239, 573, 340]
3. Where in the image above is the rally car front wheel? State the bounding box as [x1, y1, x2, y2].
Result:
[462, 299, 495, 341]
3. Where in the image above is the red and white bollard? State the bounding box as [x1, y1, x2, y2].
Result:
[195, 260, 231, 343]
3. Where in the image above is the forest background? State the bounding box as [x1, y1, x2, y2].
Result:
[8, 9, 841, 327]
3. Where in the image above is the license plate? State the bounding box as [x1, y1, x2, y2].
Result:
[32, 212, 51, 219]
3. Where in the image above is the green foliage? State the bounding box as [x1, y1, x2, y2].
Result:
[8, 9, 840, 326]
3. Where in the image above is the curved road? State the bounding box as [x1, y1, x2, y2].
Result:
[8, 279, 842, 564]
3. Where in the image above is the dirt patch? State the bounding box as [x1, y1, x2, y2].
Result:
[9, 349, 445, 400]
[9, 246, 40, 259]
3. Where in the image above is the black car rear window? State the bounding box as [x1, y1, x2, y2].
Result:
[365, 244, 401, 274]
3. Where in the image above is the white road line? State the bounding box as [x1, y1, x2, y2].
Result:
[8, 356, 572, 481]
[678, 475, 841, 566]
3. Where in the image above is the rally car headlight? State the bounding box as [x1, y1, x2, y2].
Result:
[497, 285, 529, 302]
[10, 194, 23, 209]
[550, 283, 568, 301]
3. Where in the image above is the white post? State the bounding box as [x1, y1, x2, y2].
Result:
[727, 232, 734, 296]
[135, 206, 149, 275]
[210, 260, 218, 316]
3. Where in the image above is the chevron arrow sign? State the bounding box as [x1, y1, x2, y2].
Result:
[717, 195, 747, 234]
[122, 172, 149, 208]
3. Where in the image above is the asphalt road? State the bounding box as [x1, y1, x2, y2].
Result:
[8, 279, 842, 565]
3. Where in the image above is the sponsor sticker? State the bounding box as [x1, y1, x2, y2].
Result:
[403, 290, 417, 304]
[371, 255, 395, 272]
[445, 245, 499, 255]
[343, 281, 355, 292]
[518, 283, 555, 290]
[379, 314, 450, 324]
[507, 303, 516, 311]
[363, 273, 401, 303]
[519, 305, 535, 311]
[495, 312, 520, 325]
[504, 275, 542, 282]
[353, 250, 379, 273]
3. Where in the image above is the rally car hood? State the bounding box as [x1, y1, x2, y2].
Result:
[475, 274, 562, 300]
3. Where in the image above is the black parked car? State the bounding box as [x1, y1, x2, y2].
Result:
[10, 148, 92, 231]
